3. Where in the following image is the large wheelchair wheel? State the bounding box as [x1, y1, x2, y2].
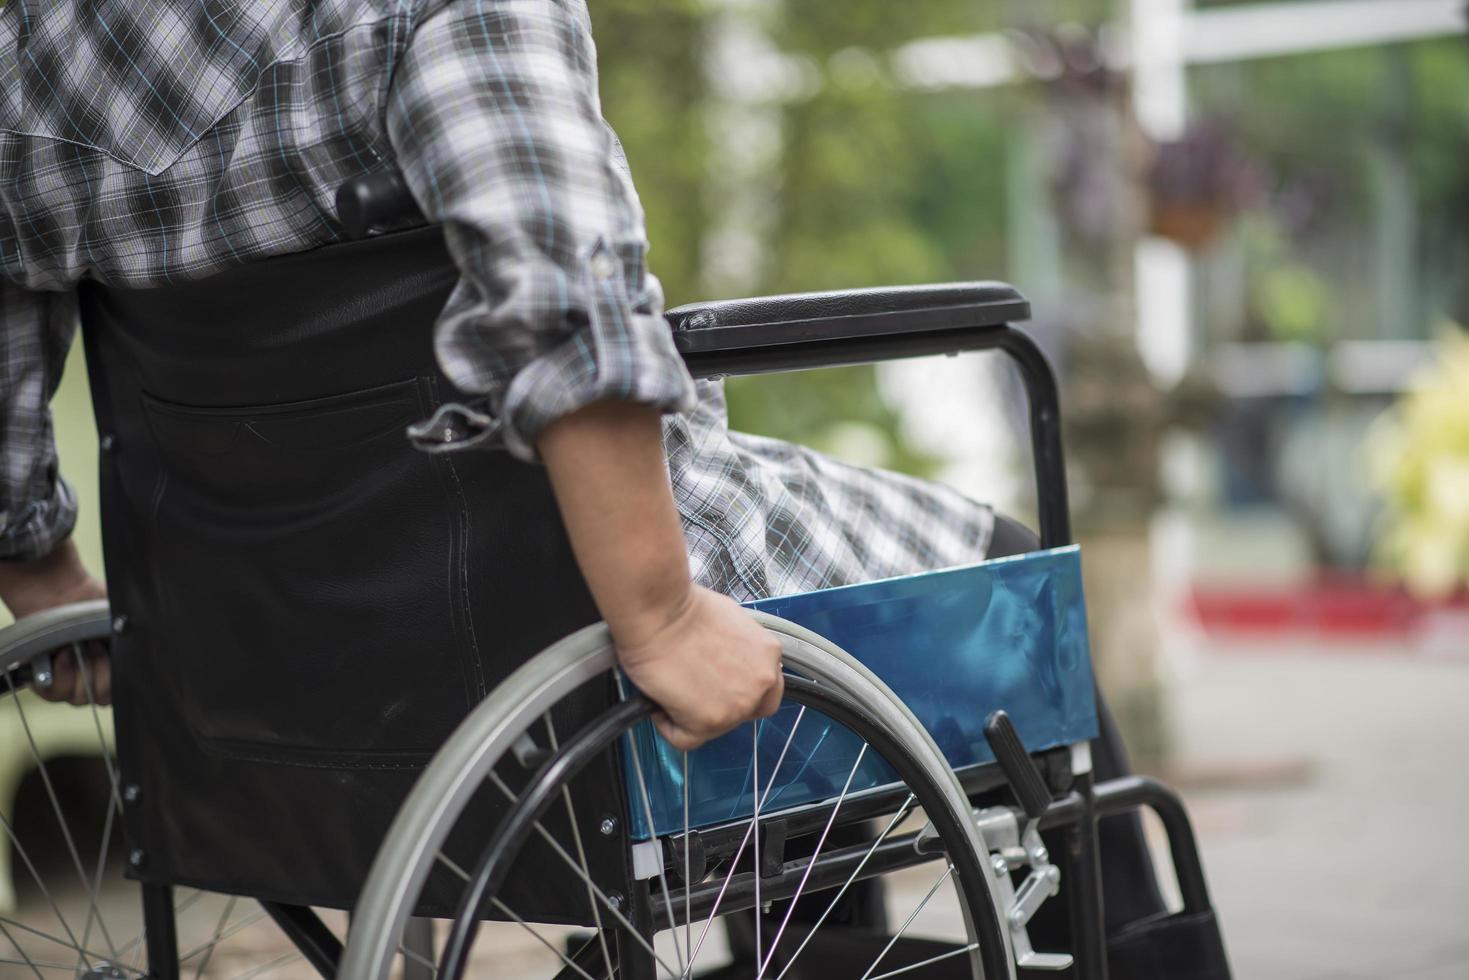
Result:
[1, 602, 425, 980]
[342, 614, 1018, 980]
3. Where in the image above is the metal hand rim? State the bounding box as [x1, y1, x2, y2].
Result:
[340, 612, 1017, 980]
[0, 602, 1021, 979]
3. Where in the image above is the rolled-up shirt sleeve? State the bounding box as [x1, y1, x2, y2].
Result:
[385, 0, 698, 461]
[0, 285, 79, 562]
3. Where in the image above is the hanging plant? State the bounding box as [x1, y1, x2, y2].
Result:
[1146, 118, 1261, 249]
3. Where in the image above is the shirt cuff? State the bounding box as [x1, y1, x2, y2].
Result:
[417, 240, 698, 462]
[0, 477, 78, 563]
[500, 297, 697, 462]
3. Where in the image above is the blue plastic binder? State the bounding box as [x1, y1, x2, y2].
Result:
[622, 545, 1098, 840]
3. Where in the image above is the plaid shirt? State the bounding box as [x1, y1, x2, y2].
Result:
[0, 0, 993, 599]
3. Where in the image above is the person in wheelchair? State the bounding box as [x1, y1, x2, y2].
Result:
[0, 1, 1213, 977]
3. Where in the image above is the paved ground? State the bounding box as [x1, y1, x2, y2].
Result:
[1163, 637, 1469, 980]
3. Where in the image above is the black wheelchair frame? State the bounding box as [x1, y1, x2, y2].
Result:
[325, 174, 1230, 980]
[0, 173, 1227, 980]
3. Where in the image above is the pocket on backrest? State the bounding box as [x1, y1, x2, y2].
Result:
[141, 379, 482, 766]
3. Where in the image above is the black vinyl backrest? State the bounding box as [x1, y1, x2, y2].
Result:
[78, 226, 624, 913]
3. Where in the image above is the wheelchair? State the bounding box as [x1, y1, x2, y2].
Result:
[0, 173, 1231, 980]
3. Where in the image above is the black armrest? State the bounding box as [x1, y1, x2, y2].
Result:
[667, 283, 1029, 377]
[332, 174, 1033, 371]
[332, 173, 1067, 544]
[667, 283, 1029, 351]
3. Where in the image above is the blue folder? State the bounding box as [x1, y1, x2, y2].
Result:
[623, 546, 1098, 840]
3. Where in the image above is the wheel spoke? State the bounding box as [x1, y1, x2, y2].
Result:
[0, 955, 84, 972]
[341, 635, 1008, 980]
[546, 713, 614, 980]
[74, 646, 123, 810]
[489, 898, 599, 980]
[227, 948, 301, 980]
[106, 887, 213, 975]
[176, 890, 207, 915]
[682, 750, 691, 966]
[764, 726, 831, 813]
[435, 851, 471, 881]
[867, 943, 980, 980]
[110, 890, 205, 965]
[857, 865, 955, 980]
[752, 722, 763, 977]
[73, 779, 119, 977]
[399, 935, 440, 976]
[684, 709, 808, 977]
[487, 773, 679, 978]
[0, 914, 114, 966]
[128, 922, 147, 973]
[758, 744, 869, 979]
[615, 679, 684, 974]
[441, 846, 606, 980]
[0, 919, 48, 979]
[6, 683, 121, 960]
[176, 907, 266, 963]
[72, 646, 125, 975]
[191, 895, 239, 980]
[0, 813, 92, 959]
[771, 794, 916, 980]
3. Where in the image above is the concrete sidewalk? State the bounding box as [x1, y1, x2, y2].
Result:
[1163, 639, 1469, 980]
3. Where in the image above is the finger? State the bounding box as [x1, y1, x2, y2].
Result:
[653, 712, 705, 752]
[89, 652, 113, 707]
[69, 649, 95, 706]
[754, 670, 785, 719]
[39, 649, 77, 704]
[654, 717, 700, 752]
[77, 647, 111, 706]
[59, 649, 91, 706]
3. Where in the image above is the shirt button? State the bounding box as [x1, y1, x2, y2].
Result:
[590, 252, 618, 280]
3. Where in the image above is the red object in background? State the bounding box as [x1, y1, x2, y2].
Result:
[1186, 576, 1469, 642]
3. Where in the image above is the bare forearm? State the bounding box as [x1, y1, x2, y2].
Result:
[0, 538, 105, 620]
[537, 399, 782, 749]
[537, 401, 692, 644]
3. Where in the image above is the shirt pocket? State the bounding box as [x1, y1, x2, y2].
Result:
[0, 0, 295, 175]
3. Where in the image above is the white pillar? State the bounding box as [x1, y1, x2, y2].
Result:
[700, 0, 799, 297]
[1131, 0, 1194, 387]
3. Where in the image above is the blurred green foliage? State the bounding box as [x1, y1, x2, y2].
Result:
[595, 0, 712, 309]
[1194, 38, 1469, 342]
[1368, 326, 1469, 598]
[1254, 262, 1329, 343]
[35, 1, 1469, 596]
[596, 3, 1024, 472]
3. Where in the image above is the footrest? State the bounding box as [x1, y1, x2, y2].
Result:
[1107, 909, 1232, 980]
